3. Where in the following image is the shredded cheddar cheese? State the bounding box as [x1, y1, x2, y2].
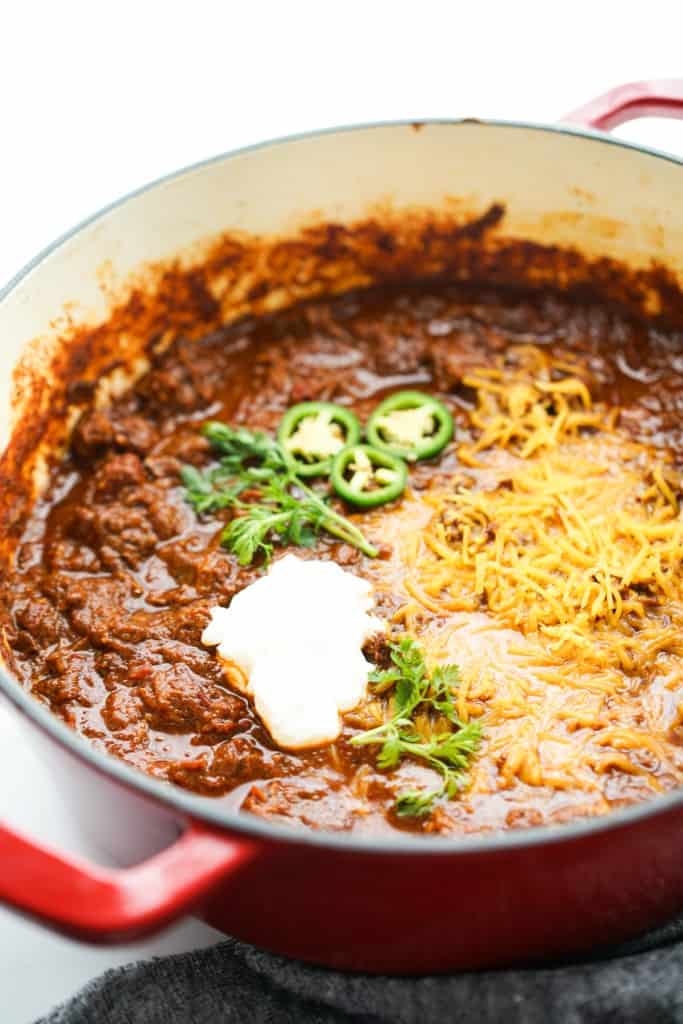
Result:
[360, 345, 683, 808]
[410, 348, 683, 675]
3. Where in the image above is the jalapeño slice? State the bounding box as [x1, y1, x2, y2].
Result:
[278, 402, 362, 477]
[331, 444, 408, 508]
[366, 391, 453, 461]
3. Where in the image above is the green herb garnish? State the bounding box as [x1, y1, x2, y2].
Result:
[351, 636, 482, 818]
[181, 422, 378, 564]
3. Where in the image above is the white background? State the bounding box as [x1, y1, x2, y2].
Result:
[1, 1, 683, 1020]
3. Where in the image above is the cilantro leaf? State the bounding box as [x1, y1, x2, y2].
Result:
[394, 787, 443, 818]
[180, 422, 378, 564]
[351, 636, 482, 817]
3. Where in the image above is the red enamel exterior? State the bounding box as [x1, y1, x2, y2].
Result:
[3, 81, 683, 972]
[0, 820, 257, 943]
[2, 795, 683, 972]
[563, 79, 683, 131]
[199, 801, 683, 972]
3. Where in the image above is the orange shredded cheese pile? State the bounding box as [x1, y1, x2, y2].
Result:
[456, 345, 610, 465]
[364, 344, 683, 814]
[424, 446, 683, 673]
[409, 347, 683, 674]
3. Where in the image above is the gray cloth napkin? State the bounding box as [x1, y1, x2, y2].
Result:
[37, 916, 683, 1024]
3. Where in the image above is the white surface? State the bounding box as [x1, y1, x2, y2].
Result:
[1, 1, 683, 1020]
[0, 704, 224, 1024]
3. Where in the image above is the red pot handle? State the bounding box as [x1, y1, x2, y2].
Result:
[563, 80, 683, 131]
[0, 818, 258, 942]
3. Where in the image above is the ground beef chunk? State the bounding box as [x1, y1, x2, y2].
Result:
[98, 638, 225, 688]
[97, 507, 159, 568]
[101, 688, 144, 731]
[428, 327, 503, 391]
[167, 734, 297, 794]
[138, 338, 221, 413]
[12, 596, 67, 648]
[47, 573, 130, 615]
[72, 410, 158, 459]
[33, 672, 84, 706]
[62, 463, 187, 571]
[144, 455, 182, 479]
[505, 807, 544, 829]
[72, 410, 115, 459]
[137, 663, 245, 735]
[157, 537, 259, 600]
[372, 589, 406, 620]
[329, 543, 361, 567]
[192, 549, 259, 601]
[57, 598, 212, 653]
[44, 535, 102, 574]
[110, 415, 159, 454]
[64, 514, 153, 574]
[367, 323, 428, 376]
[144, 584, 199, 608]
[144, 494, 188, 540]
[93, 452, 147, 500]
[158, 538, 206, 585]
[119, 601, 213, 647]
[136, 639, 224, 680]
[48, 576, 134, 645]
[163, 754, 213, 790]
[95, 650, 129, 680]
[362, 631, 392, 668]
[242, 777, 361, 831]
[100, 689, 150, 750]
[211, 735, 292, 781]
[34, 650, 105, 708]
[164, 735, 292, 794]
[287, 373, 338, 404]
[166, 432, 211, 466]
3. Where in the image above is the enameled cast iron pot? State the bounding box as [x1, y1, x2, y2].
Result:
[2, 82, 683, 974]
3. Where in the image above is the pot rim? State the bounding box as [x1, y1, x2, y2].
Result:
[3, 114, 683, 857]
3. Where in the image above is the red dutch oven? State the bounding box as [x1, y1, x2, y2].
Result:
[1, 81, 683, 974]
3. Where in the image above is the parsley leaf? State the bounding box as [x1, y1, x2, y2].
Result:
[351, 636, 482, 817]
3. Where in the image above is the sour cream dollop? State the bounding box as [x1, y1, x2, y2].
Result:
[201, 554, 383, 749]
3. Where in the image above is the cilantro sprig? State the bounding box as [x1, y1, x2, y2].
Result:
[181, 422, 378, 564]
[351, 636, 482, 817]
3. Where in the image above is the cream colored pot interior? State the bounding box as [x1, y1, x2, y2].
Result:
[2, 121, 683, 499]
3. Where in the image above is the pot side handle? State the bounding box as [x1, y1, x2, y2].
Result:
[563, 80, 683, 131]
[0, 819, 257, 942]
